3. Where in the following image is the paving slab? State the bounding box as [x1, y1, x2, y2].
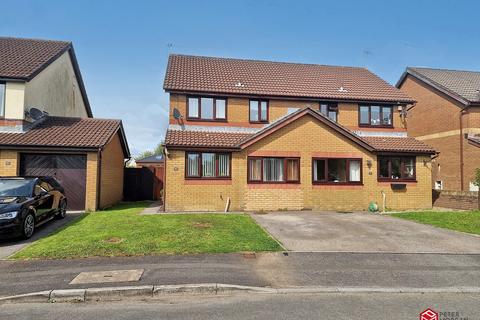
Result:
[70, 269, 144, 284]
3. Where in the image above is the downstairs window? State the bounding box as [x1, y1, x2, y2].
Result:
[312, 158, 362, 184]
[248, 157, 300, 183]
[186, 152, 231, 179]
[378, 156, 415, 181]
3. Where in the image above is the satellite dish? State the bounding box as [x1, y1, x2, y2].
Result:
[173, 108, 183, 120]
[28, 107, 45, 121]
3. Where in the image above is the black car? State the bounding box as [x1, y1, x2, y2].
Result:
[0, 177, 67, 239]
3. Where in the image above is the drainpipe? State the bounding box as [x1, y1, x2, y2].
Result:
[459, 106, 469, 191]
[162, 146, 167, 212]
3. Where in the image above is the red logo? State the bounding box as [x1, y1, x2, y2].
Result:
[420, 308, 439, 320]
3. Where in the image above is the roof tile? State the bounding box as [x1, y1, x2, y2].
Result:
[0, 116, 121, 149]
[0, 37, 70, 80]
[164, 54, 414, 103]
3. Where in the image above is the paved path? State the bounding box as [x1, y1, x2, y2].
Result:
[251, 211, 480, 253]
[1, 292, 479, 320]
[0, 212, 83, 259]
[1, 252, 479, 296]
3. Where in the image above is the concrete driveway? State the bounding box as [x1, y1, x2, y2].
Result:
[251, 211, 480, 253]
[0, 212, 83, 259]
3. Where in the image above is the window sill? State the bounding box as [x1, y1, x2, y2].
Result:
[186, 118, 228, 122]
[377, 179, 417, 183]
[249, 121, 269, 124]
[185, 177, 231, 180]
[358, 124, 394, 129]
[312, 182, 363, 186]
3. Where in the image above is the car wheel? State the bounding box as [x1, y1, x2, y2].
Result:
[22, 213, 35, 239]
[56, 199, 67, 220]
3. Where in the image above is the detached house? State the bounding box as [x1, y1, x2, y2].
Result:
[163, 55, 435, 212]
[0, 37, 129, 210]
[397, 67, 480, 206]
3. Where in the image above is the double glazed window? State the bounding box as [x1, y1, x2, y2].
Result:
[312, 158, 362, 184]
[378, 156, 415, 181]
[319, 103, 338, 122]
[186, 152, 230, 178]
[248, 157, 299, 183]
[0, 82, 5, 117]
[249, 100, 268, 123]
[187, 97, 226, 121]
[359, 105, 393, 127]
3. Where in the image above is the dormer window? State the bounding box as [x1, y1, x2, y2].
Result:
[319, 103, 338, 122]
[359, 105, 393, 127]
[0, 82, 5, 117]
[187, 96, 227, 121]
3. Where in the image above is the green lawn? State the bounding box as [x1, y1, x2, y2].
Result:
[12, 202, 282, 260]
[392, 211, 480, 235]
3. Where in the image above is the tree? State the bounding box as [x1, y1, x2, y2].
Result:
[135, 142, 164, 160]
[474, 168, 480, 210]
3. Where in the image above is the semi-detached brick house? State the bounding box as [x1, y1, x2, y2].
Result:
[397, 67, 480, 192]
[0, 37, 130, 211]
[163, 55, 435, 212]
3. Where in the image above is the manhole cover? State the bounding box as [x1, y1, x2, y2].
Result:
[70, 269, 144, 285]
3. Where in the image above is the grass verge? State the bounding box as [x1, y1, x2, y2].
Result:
[12, 202, 282, 259]
[391, 211, 480, 235]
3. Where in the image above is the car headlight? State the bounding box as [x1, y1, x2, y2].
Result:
[0, 212, 18, 220]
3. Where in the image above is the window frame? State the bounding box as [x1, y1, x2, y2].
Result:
[0, 81, 5, 118]
[319, 102, 338, 122]
[185, 152, 231, 179]
[249, 99, 269, 123]
[377, 156, 416, 182]
[186, 96, 228, 121]
[247, 156, 300, 184]
[312, 157, 363, 185]
[358, 105, 394, 128]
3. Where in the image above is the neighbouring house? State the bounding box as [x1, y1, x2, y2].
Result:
[163, 55, 435, 212]
[0, 37, 130, 210]
[397, 68, 480, 193]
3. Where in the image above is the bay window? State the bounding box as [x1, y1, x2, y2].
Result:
[248, 157, 300, 183]
[312, 158, 362, 184]
[187, 97, 227, 121]
[250, 100, 268, 123]
[186, 152, 231, 179]
[378, 156, 415, 181]
[359, 105, 393, 127]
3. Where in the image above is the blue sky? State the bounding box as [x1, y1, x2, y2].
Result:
[2, 0, 479, 155]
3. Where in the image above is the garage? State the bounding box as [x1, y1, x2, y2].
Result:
[0, 116, 130, 211]
[20, 154, 87, 210]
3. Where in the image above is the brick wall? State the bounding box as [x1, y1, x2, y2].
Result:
[0, 151, 19, 176]
[99, 133, 125, 209]
[168, 94, 406, 131]
[165, 114, 432, 212]
[399, 75, 480, 191]
[433, 190, 479, 210]
[85, 152, 98, 211]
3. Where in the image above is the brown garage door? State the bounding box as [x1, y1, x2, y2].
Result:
[20, 154, 87, 210]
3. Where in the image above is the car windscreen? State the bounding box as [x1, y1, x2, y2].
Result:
[0, 179, 35, 197]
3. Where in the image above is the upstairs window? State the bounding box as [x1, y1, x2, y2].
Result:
[249, 100, 268, 123]
[319, 103, 338, 122]
[359, 105, 393, 127]
[187, 97, 227, 121]
[186, 152, 230, 179]
[313, 158, 362, 184]
[378, 156, 415, 181]
[248, 157, 300, 183]
[0, 82, 5, 117]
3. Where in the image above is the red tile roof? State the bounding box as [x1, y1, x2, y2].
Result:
[362, 136, 435, 154]
[0, 37, 71, 80]
[164, 54, 415, 103]
[0, 117, 128, 153]
[165, 129, 251, 149]
[166, 109, 435, 154]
